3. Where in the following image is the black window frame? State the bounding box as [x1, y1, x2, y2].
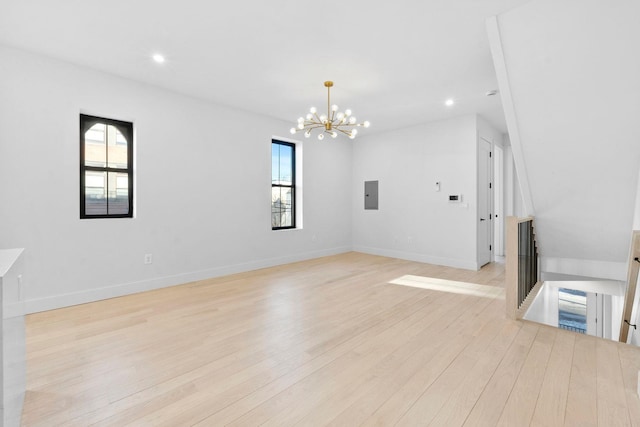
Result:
[80, 114, 134, 219]
[271, 139, 296, 230]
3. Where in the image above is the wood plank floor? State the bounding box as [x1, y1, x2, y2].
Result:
[21, 252, 640, 426]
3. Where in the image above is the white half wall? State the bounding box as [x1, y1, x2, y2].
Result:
[351, 115, 481, 270]
[540, 257, 627, 282]
[525, 279, 623, 340]
[0, 46, 353, 313]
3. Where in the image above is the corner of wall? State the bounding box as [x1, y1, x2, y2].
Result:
[486, 13, 535, 218]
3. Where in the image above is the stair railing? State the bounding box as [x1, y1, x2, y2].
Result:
[506, 216, 541, 319]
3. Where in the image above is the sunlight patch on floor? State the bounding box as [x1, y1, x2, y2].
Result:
[388, 275, 504, 299]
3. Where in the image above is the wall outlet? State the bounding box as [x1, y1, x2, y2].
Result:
[144, 254, 153, 264]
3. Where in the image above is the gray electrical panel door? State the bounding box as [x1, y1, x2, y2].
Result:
[364, 180, 378, 210]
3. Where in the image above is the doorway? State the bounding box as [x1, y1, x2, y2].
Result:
[478, 138, 493, 267]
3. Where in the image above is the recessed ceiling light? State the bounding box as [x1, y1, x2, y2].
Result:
[152, 54, 166, 64]
[445, 99, 455, 107]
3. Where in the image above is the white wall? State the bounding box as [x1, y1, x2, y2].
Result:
[351, 115, 480, 270]
[477, 116, 502, 149]
[512, 167, 526, 218]
[493, 0, 640, 280]
[633, 168, 640, 230]
[503, 137, 525, 219]
[0, 46, 352, 313]
[507, 140, 534, 269]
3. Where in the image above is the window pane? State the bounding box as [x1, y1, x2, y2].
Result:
[272, 143, 293, 185]
[108, 172, 129, 215]
[107, 125, 128, 169]
[83, 171, 129, 216]
[272, 144, 280, 184]
[558, 288, 587, 334]
[84, 123, 106, 167]
[85, 171, 107, 215]
[272, 186, 293, 228]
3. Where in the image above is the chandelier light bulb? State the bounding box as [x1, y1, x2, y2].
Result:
[290, 127, 296, 134]
[290, 81, 370, 140]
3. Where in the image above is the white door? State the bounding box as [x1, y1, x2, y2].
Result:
[478, 138, 492, 267]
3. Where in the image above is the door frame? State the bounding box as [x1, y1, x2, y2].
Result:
[477, 137, 494, 267]
[493, 144, 504, 256]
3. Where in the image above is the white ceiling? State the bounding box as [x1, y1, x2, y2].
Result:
[0, 0, 531, 134]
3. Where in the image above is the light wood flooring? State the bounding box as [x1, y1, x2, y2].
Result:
[22, 252, 640, 426]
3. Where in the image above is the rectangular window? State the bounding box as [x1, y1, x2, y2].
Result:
[272, 140, 295, 229]
[80, 114, 133, 218]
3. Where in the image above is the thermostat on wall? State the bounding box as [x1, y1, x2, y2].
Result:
[449, 194, 462, 202]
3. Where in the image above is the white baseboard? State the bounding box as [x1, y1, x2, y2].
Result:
[352, 245, 479, 271]
[24, 246, 351, 314]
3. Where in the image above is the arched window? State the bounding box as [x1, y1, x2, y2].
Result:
[80, 114, 133, 218]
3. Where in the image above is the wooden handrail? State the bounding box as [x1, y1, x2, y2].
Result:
[618, 230, 640, 342]
[512, 216, 535, 224]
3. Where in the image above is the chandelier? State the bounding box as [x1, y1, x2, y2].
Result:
[290, 81, 370, 140]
